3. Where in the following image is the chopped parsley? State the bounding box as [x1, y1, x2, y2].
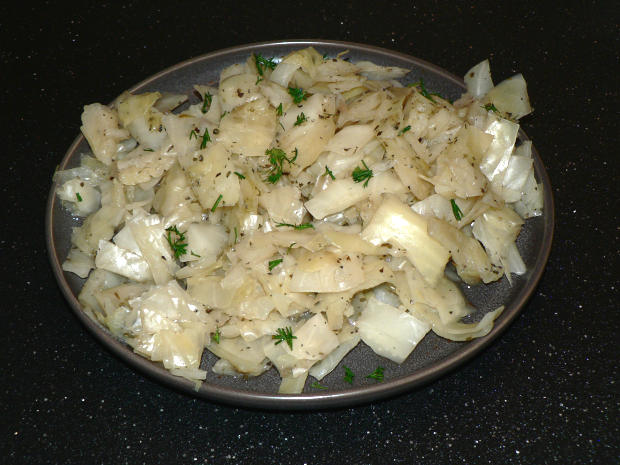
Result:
[201, 92, 212, 113]
[343, 365, 355, 384]
[268, 258, 283, 271]
[311, 381, 328, 390]
[190, 251, 201, 258]
[143, 148, 154, 152]
[275, 222, 314, 230]
[294, 112, 307, 126]
[254, 53, 277, 76]
[234, 171, 246, 179]
[288, 86, 308, 104]
[212, 328, 221, 344]
[75, 192, 83, 202]
[408, 78, 447, 103]
[165, 225, 188, 258]
[273, 326, 297, 350]
[256, 76, 263, 85]
[366, 366, 385, 382]
[483, 102, 499, 113]
[189, 126, 211, 147]
[324, 165, 336, 180]
[286, 242, 296, 254]
[200, 128, 211, 149]
[276, 103, 283, 116]
[220, 110, 228, 119]
[399, 125, 412, 135]
[265, 147, 297, 184]
[451, 199, 464, 221]
[352, 160, 373, 187]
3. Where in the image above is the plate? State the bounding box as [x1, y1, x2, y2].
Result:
[46, 40, 554, 409]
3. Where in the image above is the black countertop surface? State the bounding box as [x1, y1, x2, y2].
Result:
[2, 1, 618, 463]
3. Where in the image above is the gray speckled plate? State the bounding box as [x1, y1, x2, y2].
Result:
[46, 40, 554, 410]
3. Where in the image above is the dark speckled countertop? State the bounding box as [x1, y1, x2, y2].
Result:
[1, 1, 618, 464]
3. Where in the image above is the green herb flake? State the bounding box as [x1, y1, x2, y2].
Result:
[343, 365, 355, 384]
[483, 102, 499, 113]
[407, 78, 445, 103]
[254, 53, 277, 76]
[294, 112, 307, 126]
[451, 199, 464, 221]
[273, 326, 297, 350]
[322, 53, 329, 60]
[220, 110, 228, 119]
[143, 148, 154, 152]
[201, 92, 212, 113]
[165, 225, 188, 258]
[212, 328, 221, 344]
[275, 222, 314, 230]
[366, 366, 385, 382]
[233, 226, 238, 244]
[311, 381, 328, 390]
[352, 160, 373, 187]
[286, 242, 296, 254]
[190, 251, 201, 258]
[268, 258, 283, 271]
[200, 128, 211, 149]
[288, 87, 308, 104]
[211, 194, 223, 212]
[189, 128, 199, 140]
[234, 171, 246, 179]
[324, 166, 336, 180]
[276, 103, 283, 116]
[75, 192, 83, 202]
[265, 147, 297, 184]
[398, 125, 412, 135]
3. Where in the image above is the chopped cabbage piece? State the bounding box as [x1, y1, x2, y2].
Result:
[57, 178, 101, 217]
[206, 336, 269, 376]
[309, 325, 360, 380]
[117, 146, 176, 186]
[356, 296, 430, 363]
[216, 97, 277, 157]
[289, 313, 339, 361]
[259, 185, 306, 225]
[482, 74, 532, 120]
[464, 60, 494, 99]
[95, 240, 152, 282]
[356, 61, 410, 80]
[289, 251, 365, 293]
[80, 103, 130, 165]
[187, 142, 240, 211]
[62, 247, 94, 278]
[472, 207, 525, 281]
[116, 91, 167, 150]
[361, 196, 450, 286]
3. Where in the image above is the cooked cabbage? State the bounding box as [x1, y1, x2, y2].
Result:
[57, 47, 542, 391]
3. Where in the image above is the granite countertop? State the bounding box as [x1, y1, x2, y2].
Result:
[2, 1, 617, 463]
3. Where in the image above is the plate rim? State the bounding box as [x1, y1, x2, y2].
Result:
[45, 39, 555, 410]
